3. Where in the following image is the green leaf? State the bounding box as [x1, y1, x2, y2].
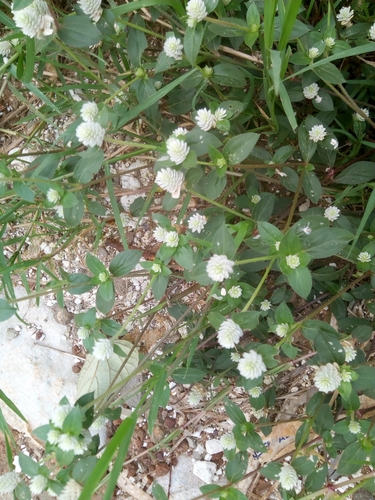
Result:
[64, 191, 84, 227]
[208, 17, 248, 37]
[86, 253, 107, 275]
[173, 245, 195, 270]
[96, 281, 115, 314]
[292, 456, 316, 476]
[212, 63, 247, 88]
[152, 483, 169, 500]
[305, 463, 327, 492]
[298, 125, 316, 163]
[257, 221, 283, 245]
[112, 0, 185, 18]
[335, 161, 375, 185]
[260, 462, 282, 479]
[302, 170, 322, 203]
[224, 397, 246, 425]
[202, 169, 227, 200]
[12, 0, 33, 9]
[152, 274, 169, 301]
[231, 311, 260, 330]
[223, 133, 259, 165]
[58, 15, 102, 48]
[314, 333, 345, 364]
[211, 224, 236, 258]
[18, 452, 39, 476]
[13, 181, 35, 202]
[74, 148, 104, 184]
[109, 250, 142, 277]
[225, 452, 248, 482]
[337, 441, 367, 475]
[72, 457, 98, 484]
[0, 299, 17, 321]
[127, 15, 148, 67]
[148, 371, 169, 434]
[172, 367, 205, 384]
[303, 228, 353, 258]
[279, 81, 298, 131]
[184, 24, 204, 65]
[287, 267, 312, 299]
[62, 406, 82, 436]
[252, 193, 275, 221]
[313, 62, 346, 84]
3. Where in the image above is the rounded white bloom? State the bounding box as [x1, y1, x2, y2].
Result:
[228, 285, 242, 298]
[0, 471, 19, 493]
[30, 474, 48, 495]
[348, 420, 361, 434]
[275, 323, 289, 338]
[358, 251, 371, 263]
[57, 433, 80, 452]
[330, 138, 339, 149]
[164, 36, 184, 60]
[324, 206, 340, 222]
[92, 338, 113, 361]
[324, 37, 335, 48]
[155, 167, 185, 198]
[186, 0, 207, 28]
[217, 319, 243, 349]
[314, 363, 342, 393]
[342, 341, 356, 362]
[47, 429, 61, 445]
[369, 23, 375, 41]
[220, 431, 236, 450]
[77, 326, 90, 339]
[309, 124, 327, 142]
[206, 254, 235, 282]
[55, 205, 64, 218]
[337, 6, 354, 27]
[166, 137, 190, 165]
[164, 231, 179, 247]
[51, 404, 72, 428]
[251, 194, 261, 204]
[173, 127, 188, 137]
[151, 263, 162, 273]
[249, 386, 262, 398]
[59, 479, 83, 500]
[188, 213, 207, 233]
[0, 40, 12, 58]
[80, 102, 98, 122]
[354, 107, 370, 122]
[77, 0, 102, 22]
[285, 254, 300, 269]
[237, 351, 267, 380]
[76, 121, 105, 148]
[308, 47, 319, 59]
[196, 108, 215, 131]
[47, 188, 60, 204]
[279, 463, 299, 491]
[260, 299, 271, 312]
[188, 386, 203, 406]
[13, 0, 55, 39]
[340, 369, 352, 382]
[315, 95, 322, 104]
[98, 272, 108, 283]
[230, 352, 241, 362]
[153, 225, 168, 242]
[214, 107, 227, 122]
[303, 83, 319, 100]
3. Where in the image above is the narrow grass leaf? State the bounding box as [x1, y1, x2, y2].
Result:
[0, 390, 27, 422]
[112, 0, 185, 17]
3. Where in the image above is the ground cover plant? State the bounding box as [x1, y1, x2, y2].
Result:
[1, 0, 375, 498]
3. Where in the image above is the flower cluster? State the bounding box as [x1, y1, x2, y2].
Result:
[164, 231, 179, 247]
[279, 464, 299, 491]
[81, 101, 99, 122]
[237, 351, 267, 379]
[59, 479, 83, 500]
[228, 285, 242, 298]
[0, 40, 12, 62]
[342, 341, 357, 362]
[0, 471, 19, 494]
[303, 83, 319, 100]
[285, 255, 300, 269]
[308, 47, 319, 59]
[30, 475, 48, 495]
[309, 124, 327, 142]
[260, 299, 271, 312]
[348, 420, 361, 434]
[77, 0, 102, 23]
[195, 107, 227, 131]
[357, 251, 371, 263]
[47, 404, 91, 455]
[92, 338, 113, 360]
[314, 363, 342, 393]
[188, 213, 207, 233]
[369, 23, 375, 41]
[12, 0, 55, 39]
[164, 36, 184, 60]
[186, 0, 207, 28]
[166, 137, 190, 164]
[76, 117, 105, 148]
[220, 431, 236, 450]
[47, 188, 60, 205]
[155, 167, 185, 198]
[353, 107, 370, 122]
[275, 323, 289, 338]
[336, 6, 354, 27]
[206, 254, 235, 282]
[324, 206, 340, 222]
[217, 318, 243, 349]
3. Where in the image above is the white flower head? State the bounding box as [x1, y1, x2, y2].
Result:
[342, 341, 357, 362]
[98, 272, 107, 283]
[358, 251, 371, 263]
[330, 138, 339, 149]
[324, 206, 340, 222]
[260, 299, 271, 312]
[151, 263, 162, 273]
[220, 431, 236, 450]
[155, 167, 185, 198]
[77, 0, 102, 22]
[195, 108, 215, 131]
[217, 318, 243, 349]
[251, 194, 261, 204]
[186, 0, 207, 28]
[46, 188, 60, 204]
[279, 463, 299, 491]
[228, 285, 242, 298]
[47, 429, 61, 445]
[324, 37, 335, 48]
[303, 83, 319, 100]
[80, 102, 98, 122]
[0, 40, 12, 59]
[77, 326, 90, 340]
[214, 107, 227, 122]
[238, 351, 267, 379]
[59, 479, 83, 500]
[348, 420, 361, 434]
[166, 137, 190, 165]
[13, 0, 55, 39]
[369, 23, 375, 41]
[173, 127, 188, 137]
[153, 225, 168, 242]
[188, 386, 203, 406]
[164, 36, 184, 60]
[230, 352, 241, 362]
[314, 363, 342, 393]
[206, 254, 235, 282]
[0, 471, 19, 493]
[308, 47, 320, 59]
[285, 254, 300, 269]
[92, 339, 113, 361]
[341, 368, 352, 382]
[57, 433, 80, 452]
[30, 474, 48, 495]
[164, 231, 179, 247]
[249, 386, 262, 398]
[51, 404, 72, 429]
[55, 205, 64, 218]
[76, 121, 105, 148]
[188, 213, 207, 233]
[354, 108, 370, 122]
[337, 6, 354, 27]
[309, 124, 327, 142]
[275, 323, 289, 338]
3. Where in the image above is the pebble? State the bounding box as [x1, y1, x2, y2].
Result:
[205, 439, 223, 455]
[193, 461, 217, 484]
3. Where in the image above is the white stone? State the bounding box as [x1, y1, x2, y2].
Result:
[205, 439, 223, 455]
[193, 461, 217, 484]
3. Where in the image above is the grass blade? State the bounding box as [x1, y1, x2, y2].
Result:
[346, 187, 375, 258]
[0, 390, 27, 422]
[278, 0, 302, 51]
[112, 0, 185, 18]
